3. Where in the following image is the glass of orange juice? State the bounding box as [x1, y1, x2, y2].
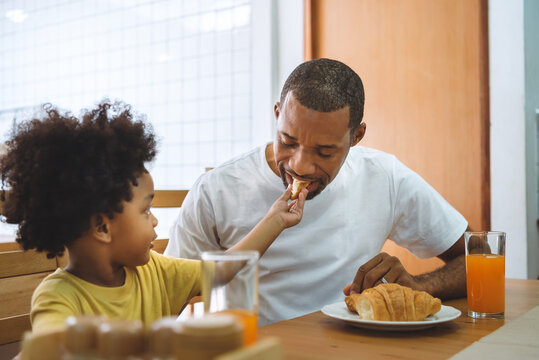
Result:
[464, 231, 506, 319]
[201, 251, 259, 345]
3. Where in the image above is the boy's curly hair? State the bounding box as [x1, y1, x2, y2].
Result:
[0, 101, 157, 258]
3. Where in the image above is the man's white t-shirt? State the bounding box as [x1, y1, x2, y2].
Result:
[165, 145, 467, 325]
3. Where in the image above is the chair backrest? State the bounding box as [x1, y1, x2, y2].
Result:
[0, 189, 188, 347]
[0, 247, 62, 345]
[152, 190, 188, 254]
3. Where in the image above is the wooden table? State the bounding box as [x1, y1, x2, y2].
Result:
[259, 279, 539, 359]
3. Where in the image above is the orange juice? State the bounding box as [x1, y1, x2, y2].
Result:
[217, 309, 257, 346]
[466, 254, 505, 314]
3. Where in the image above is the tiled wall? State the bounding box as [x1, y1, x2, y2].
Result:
[0, 0, 254, 190]
[0, 0, 258, 240]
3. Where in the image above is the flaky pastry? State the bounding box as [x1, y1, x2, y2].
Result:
[290, 179, 310, 200]
[344, 283, 441, 321]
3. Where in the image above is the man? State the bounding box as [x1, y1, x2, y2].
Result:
[165, 58, 468, 325]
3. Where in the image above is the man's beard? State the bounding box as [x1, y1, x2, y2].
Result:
[278, 164, 324, 200]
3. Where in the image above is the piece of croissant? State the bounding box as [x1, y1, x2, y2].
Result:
[344, 283, 441, 321]
[290, 179, 310, 200]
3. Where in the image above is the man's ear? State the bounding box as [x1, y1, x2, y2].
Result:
[274, 102, 280, 121]
[351, 122, 367, 146]
[90, 214, 112, 244]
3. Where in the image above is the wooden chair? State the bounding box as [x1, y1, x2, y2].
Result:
[151, 190, 188, 253]
[0, 190, 188, 357]
[0, 245, 65, 359]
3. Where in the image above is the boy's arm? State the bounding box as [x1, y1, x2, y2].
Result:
[227, 186, 307, 257]
[31, 295, 76, 334]
[202, 186, 306, 288]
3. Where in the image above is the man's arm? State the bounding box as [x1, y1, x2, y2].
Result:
[344, 226, 470, 299]
[414, 232, 466, 299]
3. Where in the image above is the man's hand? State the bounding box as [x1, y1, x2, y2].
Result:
[343, 253, 422, 295]
[343, 233, 468, 299]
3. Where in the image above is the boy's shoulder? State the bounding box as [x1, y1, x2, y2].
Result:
[32, 268, 79, 302]
[146, 250, 200, 270]
[36, 268, 73, 287]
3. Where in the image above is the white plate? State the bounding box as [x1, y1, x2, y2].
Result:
[321, 302, 461, 331]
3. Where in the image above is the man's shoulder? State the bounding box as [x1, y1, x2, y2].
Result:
[213, 146, 264, 172]
[349, 146, 396, 158]
[347, 146, 400, 170]
[347, 147, 420, 185]
[181, 145, 272, 209]
[197, 145, 268, 186]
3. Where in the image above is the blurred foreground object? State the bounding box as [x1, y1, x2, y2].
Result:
[64, 315, 105, 359]
[201, 251, 259, 346]
[20, 314, 282, 359]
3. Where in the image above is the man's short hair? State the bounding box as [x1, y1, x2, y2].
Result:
[280, 58, 365, 134]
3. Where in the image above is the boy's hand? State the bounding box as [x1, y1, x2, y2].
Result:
[229, 185, 307, 255]
[268, 185, 307, 229]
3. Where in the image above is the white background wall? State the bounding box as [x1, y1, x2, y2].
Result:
[489, 0, 530, 279]
[252, 0, 304, 144]
[275, 0, 304, 100]
[523, 0, 539, 280]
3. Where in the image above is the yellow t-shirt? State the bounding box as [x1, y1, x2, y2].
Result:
[30, 251, 201, 333]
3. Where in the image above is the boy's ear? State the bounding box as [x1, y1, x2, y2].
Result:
[90, 214, 112, 244]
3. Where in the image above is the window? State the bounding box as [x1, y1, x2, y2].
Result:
[0, 0, 302, 241]
[0, 0, 276, 186]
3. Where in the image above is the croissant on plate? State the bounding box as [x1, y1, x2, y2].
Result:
[344, 283, 441, 321]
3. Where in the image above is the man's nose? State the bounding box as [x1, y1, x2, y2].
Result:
[290, 148, 316, 176]
[152, 213, 159, 227]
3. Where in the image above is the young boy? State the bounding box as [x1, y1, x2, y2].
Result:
[0, 101, 307, 333]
